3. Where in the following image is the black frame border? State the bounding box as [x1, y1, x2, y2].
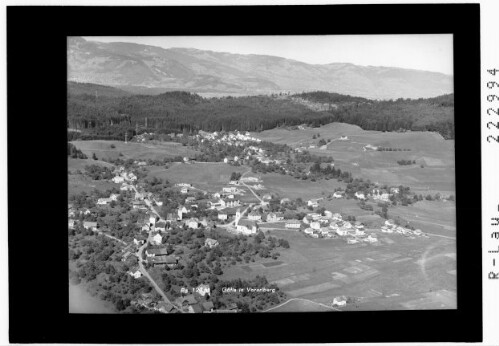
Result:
[7, 4, 481, 343]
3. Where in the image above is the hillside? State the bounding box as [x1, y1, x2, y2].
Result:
[68, 82, 131, 98]
[67, 37, 453, 100]
[67, 86, 455, 140]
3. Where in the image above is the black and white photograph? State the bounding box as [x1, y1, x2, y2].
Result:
[67, 34, 457, 314]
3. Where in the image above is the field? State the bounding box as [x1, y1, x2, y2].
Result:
[221, 229, 456, 311]
[147, 162, 249, 191]
[253, 123, 455, 195]
[70, 140, 199, 161]
[261, 173, 346, 200]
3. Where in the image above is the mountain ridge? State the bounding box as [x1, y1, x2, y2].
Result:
[68, 37, 453, 100]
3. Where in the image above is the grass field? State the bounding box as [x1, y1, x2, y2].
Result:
[70, 140, 199, 161]
[221, 228, 456, 311]
[147, 162, 249, 191]
[68, 173, 119, 198]
[253, 123, 455, 195]
[261, 173, 346, 200]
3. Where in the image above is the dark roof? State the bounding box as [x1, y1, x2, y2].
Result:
[238, 219, 257, 228]
[146, 248, 168, 256]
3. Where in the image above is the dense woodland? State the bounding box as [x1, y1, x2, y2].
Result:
[67, 82, 455, 140]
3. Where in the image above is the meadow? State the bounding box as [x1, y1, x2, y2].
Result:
[147, 162, 248, 191]
[253, 123, 455, 195]
[70, 140, 199, 161]
[221, 228, 456, 311]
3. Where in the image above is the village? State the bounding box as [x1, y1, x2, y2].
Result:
[69, 133, 432, 314]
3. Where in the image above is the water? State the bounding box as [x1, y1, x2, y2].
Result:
[69, 283, 116, 314]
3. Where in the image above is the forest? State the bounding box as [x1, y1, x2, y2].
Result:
[67, 82, 455, 140]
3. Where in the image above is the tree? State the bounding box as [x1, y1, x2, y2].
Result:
[92, 152, 98, 160]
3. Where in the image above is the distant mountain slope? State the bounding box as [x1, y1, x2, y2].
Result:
[68, 37, 453, 100]
[68, 81, 131, 98]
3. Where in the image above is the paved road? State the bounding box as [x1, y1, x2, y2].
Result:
[263, 298, 341, 312]
[130, 179, 183, 312]
[240, 170, 265, 204]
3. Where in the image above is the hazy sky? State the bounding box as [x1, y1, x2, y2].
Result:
[83, 35, 453, 75]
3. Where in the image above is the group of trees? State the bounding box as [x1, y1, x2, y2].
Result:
[83, 164, 114, 180]
[68, 143, 88, 159]
[397, 159, 416, 165]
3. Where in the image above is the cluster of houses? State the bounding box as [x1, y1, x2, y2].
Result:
[197, 130, 261, 146]
[302, 212, 378, 244]
[112, 166, 137, 184]
[381, 219, 427, 238]
[97, 193, 119, 205]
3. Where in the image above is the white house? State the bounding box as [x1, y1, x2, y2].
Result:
[129, 270, 142, 279]
[365, 235, 378, 243]
[187, 218, 199, 229]
[324, 210, 333, 218]
[385, 219, 396, 227]
[97, 198, 111, 205]
[347, 238, 359, 244]
[333, 191, 344, 199]
[310, 221, 321, 230]
[304, 228, 315, 235]
[112, 176, 125, 184]
[307, 199, 320, 208]
[336, 228, 349, 236]
[236, 219, 258, 235]
[180, 187, 189, 194]
[150, 233, 163, 246]
[332, 213, 342, 221]
[355, 192, 366, 200]
[285, 220, 301, 229]
[343, 221, 352, 229]
[248, 211, 262, 221]
[218, 212, 228, 221]
[223, 187, 237, 194]
[332, 296, 347, 306]
[205, 238, 219, 248]
[68, 219, 75, 229]
[133, 238, 145, 246]
[178, 206, 188, 220]
[266, 212, 283, 222]
[223, 157, 229, 163]
[83, 221, 97, 230]
[196, 284, 211, 297]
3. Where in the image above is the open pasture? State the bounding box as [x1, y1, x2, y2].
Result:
[222, 227, 456, 311]
[255, 122, 455, 194]
[70, 140, 199, 161]
[68, 173, 118, 198]
[261, 173, 346, 200]
[147, 162, 248, 192]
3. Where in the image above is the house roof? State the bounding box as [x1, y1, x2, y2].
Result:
[146, 248, 168, 256]
[238, 219, 257, 228]
[286, 220, 301, 224]
[149, 255, 177, 264]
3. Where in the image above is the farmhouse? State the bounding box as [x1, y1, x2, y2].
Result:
[150, 233, 163, 246]
[187, 218, 199, 229]
[248, 211, 262, 221]
[285, 220, 301, 229]
[218, 212, 228, 221]
[149, 255, 179, 267]
[236, 219, 258, 235]
[180, 187, 189, 194]
[145, 248, 169, 257]
[266, 212, 284, 222]
[97, 198, 112, 205]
